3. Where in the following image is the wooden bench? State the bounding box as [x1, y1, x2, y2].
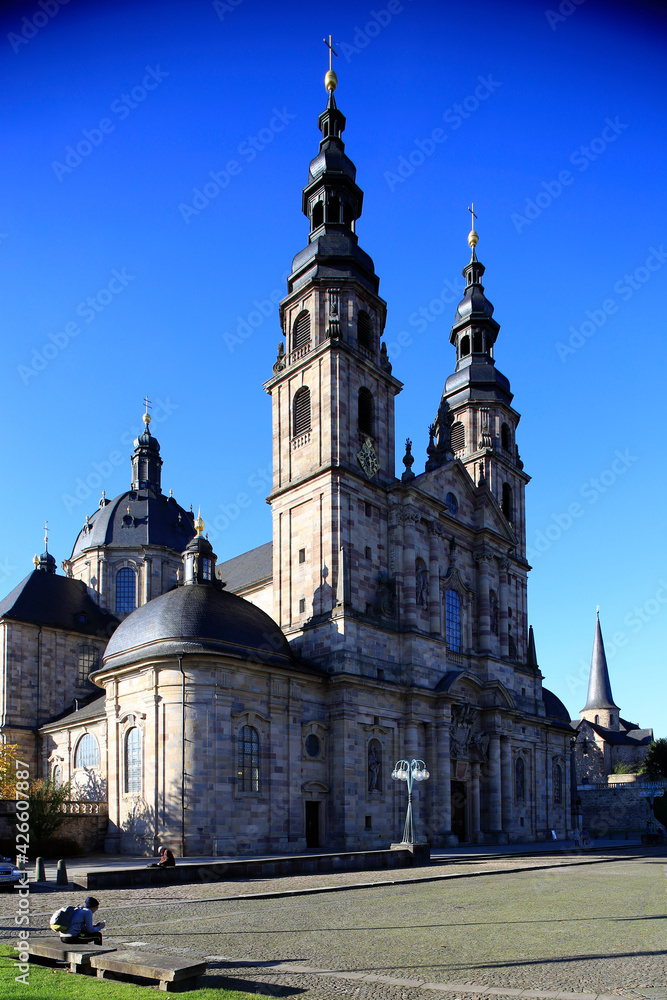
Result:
[28, 940, 117, 974]
[89, 950, 207, 992]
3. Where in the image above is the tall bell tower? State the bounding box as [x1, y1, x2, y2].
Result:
[264, 67, 402, 657]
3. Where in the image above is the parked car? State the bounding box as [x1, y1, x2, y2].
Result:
[0, 858, 22, 890]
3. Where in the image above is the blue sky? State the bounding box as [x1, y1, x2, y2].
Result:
[1, 0, 665, 735]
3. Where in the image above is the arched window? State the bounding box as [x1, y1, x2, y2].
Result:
[52, 764, 62, 787]
[489, 589, 499, 635]
[74, 734, 100, 770]
[125, 727, 142, 795]
[78, 644, 100, 684]
[451, 422, 465, 452]
[293, 386, 311, 435]
[328, 196, 340, 223]
[368, 738, 382, 793]
[501, 483, 513, 521]
[116, 567, 136, 614]
[460, 335, 470, 357]
[594, 714, 600, 725]
[312, 201, 323, 229]
[515, 757, 525, 802]
[445, 492, 458, 515]
[292, 310, 311, 349]
[501, 422, 511, 450]
[358, 387, 374, 436]
[553, 762, 563, 805]
[237, 725, 260, 792]
[357, 311, 372, 349]
[415, 558, 428, 608]
[445, 590, 461, 652]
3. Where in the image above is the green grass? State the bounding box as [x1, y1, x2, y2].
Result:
[0, 946, 258, 999]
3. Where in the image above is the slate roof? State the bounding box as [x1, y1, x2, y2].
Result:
[571, 717, 653, 747]
[542, 687, 571, 722]
[101, 580, 299, 671]
[41, 694, 106, 730]
[69, 489, 195, 560]
[0, 570, 119, 638]
[217, 541, 273, 593]
[582, 613, 618, 711]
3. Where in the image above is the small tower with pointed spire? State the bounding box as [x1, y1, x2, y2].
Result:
[580, 609, 620, 730]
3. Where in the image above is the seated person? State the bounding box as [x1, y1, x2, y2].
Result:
[148, 847, 176, 868]
[59, 897, 106, 946]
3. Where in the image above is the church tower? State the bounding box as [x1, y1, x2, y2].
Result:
[430, 223, 530, 563]
[580, 610, 620, 730]
[265, 72, 402, 658]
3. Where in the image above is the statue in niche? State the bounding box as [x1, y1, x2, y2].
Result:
[416, 558, 428, 607]
[490, 589, 499, 636]
[373, 571, 396, 618]
[368, 740, 381, 793]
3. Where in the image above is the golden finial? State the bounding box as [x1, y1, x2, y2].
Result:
[143, 395, 152, 428]
[194, 507, 205, 537]
[467, 203, 479, 249]
[323, 34, 338, 93]
[33, 554, 39, 568]
[44, 520, 49, 551]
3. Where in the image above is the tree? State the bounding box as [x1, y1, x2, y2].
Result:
[0, 744, 21, 798]
[640, 738, 667, 780]
[11, 779, 73, 844]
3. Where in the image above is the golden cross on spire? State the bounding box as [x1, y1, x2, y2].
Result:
[467, 202, 479, 250]
[143, 395, 152, 427]
[323, 34, 338, 93]
[468, 203, 477, 227]
[44, 520, 49, 551]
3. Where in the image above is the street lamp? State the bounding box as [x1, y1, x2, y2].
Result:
[391, 758, 430, 844]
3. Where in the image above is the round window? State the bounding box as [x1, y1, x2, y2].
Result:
[305, 734, 321, 757]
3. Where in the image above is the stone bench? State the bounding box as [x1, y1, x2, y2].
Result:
[90, 950, 207, 992]
[28, 939, 117, 973]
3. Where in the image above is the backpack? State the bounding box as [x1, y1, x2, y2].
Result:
[49, 905, 77, 933]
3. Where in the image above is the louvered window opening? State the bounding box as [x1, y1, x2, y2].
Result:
[237, 725, 260, 792]
[293, 311, 311, 348]
[357, 311, 372, 348]
[293, 387, 311, 435]
[125, 727, 142, 795]
[358, 387, 373, 435]
[451, 422, 465, 452]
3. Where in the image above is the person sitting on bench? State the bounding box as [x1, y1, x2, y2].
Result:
[149, 846, 176, 868]
[60, 897, 106, 946]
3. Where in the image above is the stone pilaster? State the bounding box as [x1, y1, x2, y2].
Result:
[475, 551, 492, 653]
[498, 558, 509, 658]
[428, 523, 442, 635]
[471, 763, 481, 841]
[500, 735, 512, 834]
[401, 506, 420, 629]
[487, 733, 502, 835]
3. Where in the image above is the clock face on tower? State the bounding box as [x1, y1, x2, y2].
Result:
[357, 438, 379, 479]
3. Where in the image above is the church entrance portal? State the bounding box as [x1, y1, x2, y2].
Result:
[451, 780, 467, 843]
[305, 801, 320, 847]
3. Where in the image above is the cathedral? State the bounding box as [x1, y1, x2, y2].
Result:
[0, 72, 576, 855]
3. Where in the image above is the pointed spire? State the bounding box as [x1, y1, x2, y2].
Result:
[582, 610, 619, 711]
[527, 625, 538, 669]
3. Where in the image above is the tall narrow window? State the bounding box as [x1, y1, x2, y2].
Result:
[502, 483, 513, 521]
[237, 725, 260, 792]
[328, 196, 340, 223]
[553, 762, 563, 805]
[293, 386, 311, 435]
[74, 734, 100, 770]
[357, 311, 372, 349]
[125, 727, 142, 795]
[52, 765, 62, 787]
[515, 757, 525, 802]
[78, 644, 100, 684]
[312, 201, 324, 229]
[292, 310, 311, 349]
[343, 202, 354, 229]
[451, 422, 465, 452]
[473, 331, 483, 353]
[358, 387, 374, 436]
[445, 590, 461, 652]
[501, 422, 511, 450]
[460, 335, 470, 357]
[116, 567, 136, 614]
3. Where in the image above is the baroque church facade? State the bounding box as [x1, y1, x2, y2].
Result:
[0, 77, 575, 855]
